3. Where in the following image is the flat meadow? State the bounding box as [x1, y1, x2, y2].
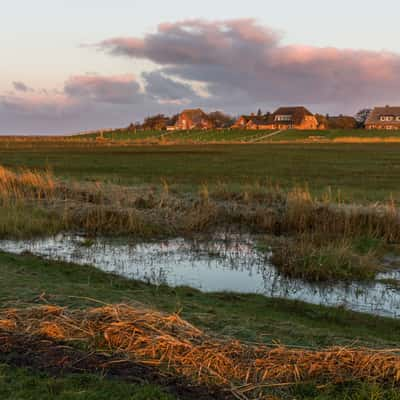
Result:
[2, 137, 400, 399]
[2, 139, 400, 201]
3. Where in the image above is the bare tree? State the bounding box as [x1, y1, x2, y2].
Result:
[207, 111, 235, 128]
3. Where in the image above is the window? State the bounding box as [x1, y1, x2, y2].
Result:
[275, 115, 292, 122]
[396, 116, 400, 122]
[380, 115, 394, 121]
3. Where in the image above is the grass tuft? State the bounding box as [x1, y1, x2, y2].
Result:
[271, 236, 379, 282]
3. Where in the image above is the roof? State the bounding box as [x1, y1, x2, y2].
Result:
[366, 106, 400, 125]
[247, 117, 272, 126]
[272, 106, 314, 125]
[178, 108, 211, 126]
[180, 109, 207, 119]
[238, 115, 254, 121]
[273, 106, 313, 116]
[233, 115, 256, 126]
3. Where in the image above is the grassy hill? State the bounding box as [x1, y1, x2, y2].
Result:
[73, 128, 274, 142]
[73, 128, 400, 143]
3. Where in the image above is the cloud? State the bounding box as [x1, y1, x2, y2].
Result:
[12, 81, 32, 92]
[64, 74, 144, 104]
[0, 73, 187, 134]
[143, 70, 199, 102]
[98, 19, 400, 112]
[100, 19, 279, 66]
[0, 91, 87, 134]
[0, 92, 75, 116]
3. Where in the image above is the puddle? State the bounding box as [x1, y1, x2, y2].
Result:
[0, 234, 399, 318]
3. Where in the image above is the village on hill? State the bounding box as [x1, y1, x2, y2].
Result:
[127, 105, 400, 132]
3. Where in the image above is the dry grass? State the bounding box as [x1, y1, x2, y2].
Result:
[240, 187, 400, 244]
[0, 165, 55, 204]
[0, 166, 155, 237]
[1, 304, 400, 398]
[332, 137, 400, 143]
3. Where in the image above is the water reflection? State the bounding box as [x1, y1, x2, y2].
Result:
[0, 234, 399, 318]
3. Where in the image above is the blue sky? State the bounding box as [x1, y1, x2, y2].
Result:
[2, 0, 400, 134]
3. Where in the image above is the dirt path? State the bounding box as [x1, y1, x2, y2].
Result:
[0, 330, 234, 400]
[248, 130, 283, 142]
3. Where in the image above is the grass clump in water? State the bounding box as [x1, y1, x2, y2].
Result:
[271, 235, 380, 282]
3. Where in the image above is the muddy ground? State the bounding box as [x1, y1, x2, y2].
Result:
[0, 329, 234, 400]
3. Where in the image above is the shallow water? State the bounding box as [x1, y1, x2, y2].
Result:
[0, 234, 399, 318]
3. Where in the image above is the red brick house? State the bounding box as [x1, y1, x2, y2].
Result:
[246, 116, 273, 130]
[175, 109, 214, 130]
[233, 115, 255, 128]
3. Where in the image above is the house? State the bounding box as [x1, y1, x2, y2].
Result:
[235, 107, 322, 130]
[233, 115, 255, 128]
[246, 116, 273, 130]
[269, 107, 321, 130]
[365, 106, 400, 130]
[166, 121, 177, 131]
[326, 115, 357, 129]
[175, 109, 214, 130]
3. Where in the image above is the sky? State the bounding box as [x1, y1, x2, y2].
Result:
[2, 0, 400, 134]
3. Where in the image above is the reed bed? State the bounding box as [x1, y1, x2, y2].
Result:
[1, 304, 400, 397]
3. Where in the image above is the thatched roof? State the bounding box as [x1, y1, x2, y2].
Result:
[272, 106, 314, 125]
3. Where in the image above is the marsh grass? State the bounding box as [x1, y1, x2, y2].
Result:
[1, 164, 399, 243]
[0, 164, 399, 281]
[0, 205, 64, 239]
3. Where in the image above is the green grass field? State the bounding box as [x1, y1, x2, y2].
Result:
[2, 141, 400, 201]
[74, 128, 275, 142]
[269, 129, 400, 141]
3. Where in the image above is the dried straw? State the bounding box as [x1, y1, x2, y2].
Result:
[1, 304, 399, 392]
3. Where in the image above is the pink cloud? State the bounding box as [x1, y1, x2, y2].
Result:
[64, 74, 143, 104]
[0, 73, 193, 134]
[1, 92, 76, 115]
[98, 19, 400, 111]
